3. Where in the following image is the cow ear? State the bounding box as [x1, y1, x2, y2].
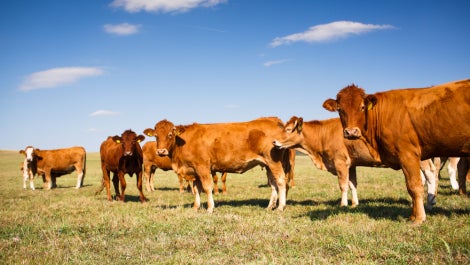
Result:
[174, 126, 185, 136]
[297, 117, 304, 133]
[365, 95, 377, 110]
[19, 150, 25, 155]
[143, 128, 155, 137]
[322, 98, 338, 112]
[136, 135, 145, 143]
[112, 135, 122, 144]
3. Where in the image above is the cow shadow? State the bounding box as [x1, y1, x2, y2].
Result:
[301, 197, 470, 222]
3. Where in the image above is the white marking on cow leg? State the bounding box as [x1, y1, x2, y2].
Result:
[275, 175, 287, 211]
[266, 176, 278, 210]
[340, 190, 348, 207]
[193, 181, 201, 210]
[448, 158, 460, 190]
[75, 172, 83, 189]
[349, 181, 358, 207]
[421, 167, 437, 210]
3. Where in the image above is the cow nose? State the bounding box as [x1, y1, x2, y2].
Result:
[343, 127, 361, 139]
[157, 149, 168, 156]
[124, 151, 133, 156]
[272, 140, 283, 148]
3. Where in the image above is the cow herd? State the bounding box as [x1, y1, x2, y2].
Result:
[19, 79, 470, 224]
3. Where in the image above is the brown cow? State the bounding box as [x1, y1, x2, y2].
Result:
[142, 141, 228, 194]
[97, 130, 146, 203]
[19, 146, 86, 190]
[273, 116, 383, 207]
[143, 117, 294, 213]
[323, 79, 470, 224]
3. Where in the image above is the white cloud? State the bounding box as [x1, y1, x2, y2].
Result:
[90, 110, 120, 117]
[270, 21, 395, 47]
[104, 23, 141, 36]
[20, 67, 104, 91]
[263, 59, 290, 67]
[110, 0, 227, 13]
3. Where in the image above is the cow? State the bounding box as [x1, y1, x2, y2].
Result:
[273, 116, 383, 207]
[142, 141, 228, 194]
[97, 130, 146, 203]
[143, 117, 294, 213]
[19, 146, 86, 190]
[20, 159, 35, 190]
[323, 79, 470, 224]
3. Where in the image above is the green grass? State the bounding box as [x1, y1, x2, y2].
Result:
[1, 150, 469, 264]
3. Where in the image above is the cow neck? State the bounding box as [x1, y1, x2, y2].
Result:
[302, 120, 325, 153]
[364, 97, 381, 155]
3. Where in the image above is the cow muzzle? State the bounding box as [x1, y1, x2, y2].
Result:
[272, 140, 285, 149]
[343, 127, 361, 139]
[157, 149, 169, 156]
[124, 151, 133, 156]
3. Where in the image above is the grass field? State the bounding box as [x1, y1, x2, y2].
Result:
[1, 150, 469, 264]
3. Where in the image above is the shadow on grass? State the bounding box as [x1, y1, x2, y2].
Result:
[302, 196, 470, 222]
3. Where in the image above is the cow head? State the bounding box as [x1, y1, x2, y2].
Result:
[112, 130, 145, 156]
[144, 119, 183, 156]
[19, 146, 36, 163]
[323, 84, 377, 139]
[273, 116, 303, 149]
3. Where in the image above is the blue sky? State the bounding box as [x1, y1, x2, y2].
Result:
[1, 0, 469, 152]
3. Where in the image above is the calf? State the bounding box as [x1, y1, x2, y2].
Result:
[273, 116, 383, 207]
[142, 141, 228, 194]
[19, 146, 86, 189]
[97, 130, 146, 202]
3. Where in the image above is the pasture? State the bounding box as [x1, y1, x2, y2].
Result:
[1, 150, 469, 264]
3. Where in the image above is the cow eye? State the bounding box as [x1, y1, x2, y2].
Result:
[360, 104, 365, 112]
[168, 133, 173, 139]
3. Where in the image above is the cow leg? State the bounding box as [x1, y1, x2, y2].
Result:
[136, 171, 147, 203]
[149, 169, 155, 191]
[349, 167, 358, 207]
[401, 157, 426, 224]
[336, 164, 350, 207]
[75, 170, 84, 189]
[178, 174, 184, 193]
[212, 172, 219, 195]
[221, 172, 227, 194]
[118, 172, 126, 202]
[100, 167, 113, 201]
[192, 179, 202, 210]
[29, 172, 35, 190]
[449, 157, 460, 190]
[143, 165, 152, 192]
[266, 169, 278, 210]
[112, 173, 120, 200]
[457, 157, 469, 195]
[270, 166, 287, 211]
[43, 171, 52, 190]
[201, 174, 215, 213]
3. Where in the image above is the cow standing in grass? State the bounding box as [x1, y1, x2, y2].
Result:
[19, 146, 86, 190]
[323, 79, 470, 224]
[142, 141, 228, 194]
[144, 117, 294, 213]
[97, 130, 146, 203]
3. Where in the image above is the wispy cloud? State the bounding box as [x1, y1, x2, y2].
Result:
[263, 59, 290, 67]
[20, 67, 104, 91]
[104, 23, 141, 36]
[110, 0, 227, 13]
[90, 110, 120, 117]
[270, 21, 395, 47]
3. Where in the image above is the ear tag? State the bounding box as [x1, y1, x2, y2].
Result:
[367, 102, 374, 110]
[116, 140, 121, 143]
[137, 139, 141, 143]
